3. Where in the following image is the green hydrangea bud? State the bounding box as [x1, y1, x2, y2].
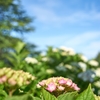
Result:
[6, 70, 14, 78]
[0, 67, 35, 87]
[17, 76, 24, 86]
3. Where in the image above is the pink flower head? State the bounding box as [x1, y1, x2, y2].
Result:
[46, 82, 56, 92]
[66, 79, 72, 86]
[58, 78, 67, 85]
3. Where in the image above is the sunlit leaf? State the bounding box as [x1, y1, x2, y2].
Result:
[42, 89, 57, 100]
[57, 92, 78, 100]
[76, 84, 95, 100]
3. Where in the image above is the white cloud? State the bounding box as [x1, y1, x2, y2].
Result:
[27, 3, 100, 25]
[64, 31, 100, 47]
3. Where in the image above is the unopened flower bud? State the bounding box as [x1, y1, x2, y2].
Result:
[17, 76, 23, 86]
[6, 70, 14, 78]
[1, 76, 7, 82]
[8, 78, 16, 86]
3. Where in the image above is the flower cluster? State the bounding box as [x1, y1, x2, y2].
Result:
[88, 60, 99, 67]
[25, 57, 38, 64]
[38, 77, 80, 96]
[0, 67, 35, 87]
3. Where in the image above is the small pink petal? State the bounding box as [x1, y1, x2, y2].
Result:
[46, 82, 56, 92]
[57, 86, 65, 91]
[8, 79, 16, 86]
[58, 78, 67, 85]
[66, 79, 72, 86]
[0, 78, 3, 84]
[71, 83, 75, 88]
[39, 80, 45, 86]
[71, 83, 80, 91]
[73, 84, 80, 91]
[1, 76, 7, 82]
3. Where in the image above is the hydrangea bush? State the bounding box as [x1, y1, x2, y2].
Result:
[23, 46, 100, 95]
[1, 44, 100, 99]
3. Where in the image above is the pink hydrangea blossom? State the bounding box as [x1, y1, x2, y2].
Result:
[38, 77, 80, 96]
[46, 82, 56, 92]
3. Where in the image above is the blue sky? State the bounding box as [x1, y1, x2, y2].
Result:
[20, 0, 100, 59]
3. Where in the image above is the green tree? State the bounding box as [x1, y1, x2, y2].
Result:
[0, 0, 35, 67]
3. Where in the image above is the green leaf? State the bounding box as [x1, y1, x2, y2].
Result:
[33, 97, 41, 100]
[0, 89, 8, 100]
[76, 84, 95, 100]
[42, 89, 57, 100]
[4, 94, 34, 100]
[0, 90, 8, 97]
[57, 92, 78, 100]
[14, 41, 25, 54]
[0, 84, 4, 90]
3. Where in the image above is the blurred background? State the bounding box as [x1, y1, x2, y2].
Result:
[0, 0, 100, 96]
[21, 0, 100, 59]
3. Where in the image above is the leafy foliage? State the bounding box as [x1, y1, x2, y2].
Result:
[0, 0, 36, 68]
[57, 92, 78, 100]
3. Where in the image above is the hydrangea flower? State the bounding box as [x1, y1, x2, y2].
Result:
[88, 60, 99, 66]
[25, 57, 38, 64]
[38, 77, 80, 96]
[0, 67, 35, 95]
[0, 68, 35, 86]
